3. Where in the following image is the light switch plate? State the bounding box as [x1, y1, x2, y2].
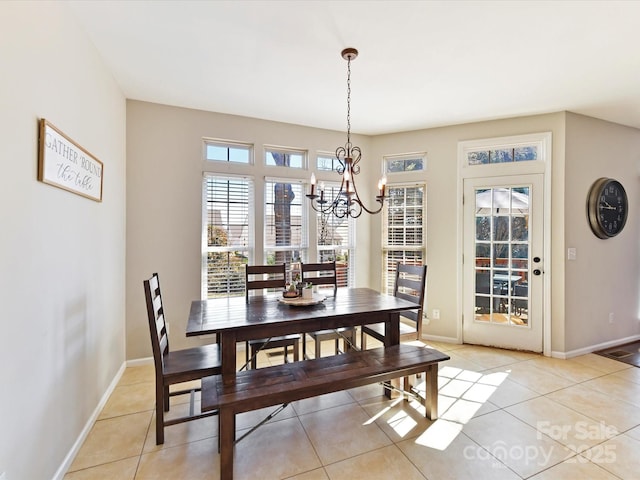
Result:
[567, 248, 576, 260]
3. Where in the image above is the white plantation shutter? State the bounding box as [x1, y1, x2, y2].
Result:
[203, 174, 253, 298]
[317, 183, 355, 287]
[382, 184, 425, 294]
[264, 178, 306, 270]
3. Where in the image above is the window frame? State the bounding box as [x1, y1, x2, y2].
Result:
[383, 152, 427, 175]
[381, 182, 426, 294]
[264, 145, 307, 169]
[203, 138, 253, 165]
[314, 181, 356, 287]
[201, 173, 254, 299]
[263, 176, 308, 271]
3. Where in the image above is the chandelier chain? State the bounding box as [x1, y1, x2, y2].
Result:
[346, 56, 351, 148]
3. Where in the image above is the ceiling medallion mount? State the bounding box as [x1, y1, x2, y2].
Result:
[306, 47, 386, 219]
[341, 47, 358, 61]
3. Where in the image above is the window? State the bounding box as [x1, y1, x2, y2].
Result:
[317, 153, 340, 172]
[205, 140, 251, 164]
[382, 184, 425, 294]
[202, 175, 252, 298]
[265, 147, 305, 169]
[384, 154, 425, 174]
[316, 183, 355, 287]
[264, 179, 306, 270]
[467, 146, 538, 165]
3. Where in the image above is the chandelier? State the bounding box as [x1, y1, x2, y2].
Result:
[306, 48, 386, 218]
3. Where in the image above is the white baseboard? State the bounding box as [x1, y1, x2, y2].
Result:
[53, 361, 127, 480]
[127, 356, 153, 367]
[421, 334, 461, 345]
[552, 334, 640, 359]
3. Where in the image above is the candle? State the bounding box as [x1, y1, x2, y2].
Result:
[310, 173, 316, 196]
[379, 176, 387, 197]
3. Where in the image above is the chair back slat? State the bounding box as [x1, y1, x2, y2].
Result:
[246, 264, 286, 303]
[301, 262, 337, 296]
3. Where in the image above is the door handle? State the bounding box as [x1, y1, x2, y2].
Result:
[533, 269, 542, 276]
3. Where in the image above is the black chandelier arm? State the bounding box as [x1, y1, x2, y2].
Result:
[350, 146, 362, 175]
[348, 189, 385, 215]
[306, 193, 354, 218]
[307, 180, 385, 218]
[334, 146, 347, 175]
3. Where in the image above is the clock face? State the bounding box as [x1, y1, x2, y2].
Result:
[587, 178, 628, 239]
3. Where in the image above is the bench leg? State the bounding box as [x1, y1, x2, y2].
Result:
[425, 364, 439, 420]
[219, 408, 235, 480]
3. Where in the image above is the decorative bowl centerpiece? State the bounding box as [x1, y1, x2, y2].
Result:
[283, 284, 299, 298]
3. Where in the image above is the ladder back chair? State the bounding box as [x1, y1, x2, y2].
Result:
[144, 272, 221, 445]
[245, 264, 300, 369]
[301, 261, 356, 359]
[361, 263, 427, 349]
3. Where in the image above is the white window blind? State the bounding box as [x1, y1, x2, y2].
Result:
[382, 184, 425, 294]
[264, 179, 306, 269]
[317, 183, 355, 287]
[203, 174, 252, 298]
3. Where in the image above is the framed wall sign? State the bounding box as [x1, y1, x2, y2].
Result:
[38, 119, 103, 202]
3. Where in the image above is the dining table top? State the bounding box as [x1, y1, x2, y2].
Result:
[186, 287, 420, 339]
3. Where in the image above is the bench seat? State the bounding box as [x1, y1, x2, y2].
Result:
[202, 344, 449, 480]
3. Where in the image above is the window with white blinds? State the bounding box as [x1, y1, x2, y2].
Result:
[382, 184, 425, 294]
[317, 183, 354, 287]
[203, 175, 252, 298]
[264, 179, 306, 270]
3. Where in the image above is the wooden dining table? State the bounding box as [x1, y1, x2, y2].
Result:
[186, 287, 420, 384]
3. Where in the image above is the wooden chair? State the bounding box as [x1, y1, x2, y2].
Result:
[245, 264, 300, 369]
[361, 263, 427, 349]
[144, 272, 221, 445]
[301, 262, 356, 359]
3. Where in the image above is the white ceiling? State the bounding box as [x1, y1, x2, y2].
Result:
[65, 0, 640, 135]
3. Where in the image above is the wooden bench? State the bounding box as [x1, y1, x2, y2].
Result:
[202, 344, 450, 480]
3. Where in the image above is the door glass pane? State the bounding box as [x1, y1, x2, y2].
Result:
[476, 216, 491, 241]
[473, 186, 530, 326]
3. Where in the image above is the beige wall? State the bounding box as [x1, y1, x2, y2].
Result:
[564, 113, 640, 352]
[370, 114, 568, 350]
[0, 2, 126, 479]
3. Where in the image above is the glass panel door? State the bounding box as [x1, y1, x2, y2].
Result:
[463, 175, 543, 352]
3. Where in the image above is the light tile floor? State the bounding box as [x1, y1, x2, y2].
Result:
[64, 339, 640, 479]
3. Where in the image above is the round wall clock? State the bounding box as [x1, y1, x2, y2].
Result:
[587, 177, 628, 239]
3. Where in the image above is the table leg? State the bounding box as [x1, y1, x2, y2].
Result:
[221, 331, 237, 385]
[384, 312, 401, 399]
[384, 311, 400, 347]
[425, 363, 439, 420]
[219, 408, 234, 480]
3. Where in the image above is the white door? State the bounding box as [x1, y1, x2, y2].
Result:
[463, 174, 544, 352]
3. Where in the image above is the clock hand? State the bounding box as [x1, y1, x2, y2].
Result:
[599, 204, 616, 210]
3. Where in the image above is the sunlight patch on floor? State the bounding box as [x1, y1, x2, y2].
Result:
[363, 357, 510, 451]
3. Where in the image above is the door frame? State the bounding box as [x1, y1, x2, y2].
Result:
[456, 132, 552, 356]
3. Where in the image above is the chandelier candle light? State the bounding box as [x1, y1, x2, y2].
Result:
[306, 48, 387, 218]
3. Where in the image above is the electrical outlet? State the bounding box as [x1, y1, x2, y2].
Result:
[609, 313, 614, 324]
[432, 309, 440, 320]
